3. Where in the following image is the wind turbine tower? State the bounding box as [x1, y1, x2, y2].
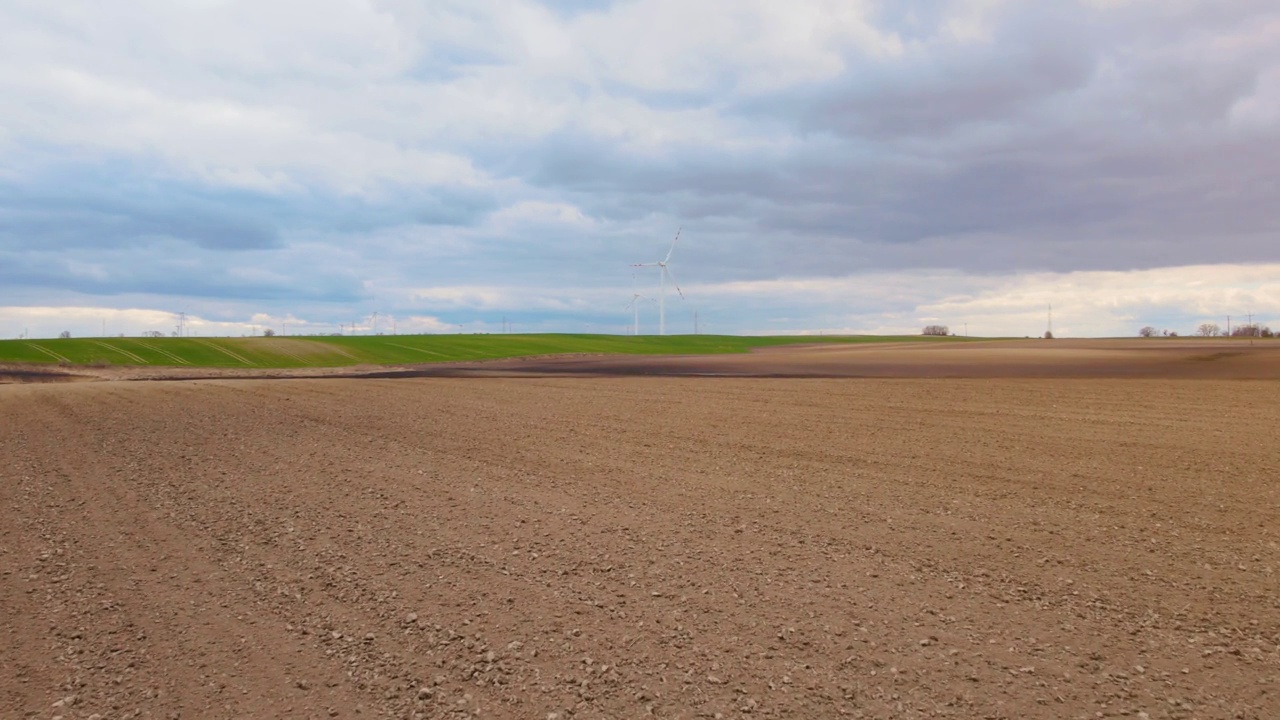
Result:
[625, 292, 651, 335]
[632, 229, 685, 335]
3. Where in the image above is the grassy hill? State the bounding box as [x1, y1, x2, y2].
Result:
[0, 333, 967, 369]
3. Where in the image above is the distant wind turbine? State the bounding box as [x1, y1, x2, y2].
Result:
[631, 229, 684, 335]
[625, 292, 652, 335]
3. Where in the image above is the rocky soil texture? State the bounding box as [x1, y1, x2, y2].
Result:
[3, 376, 1278, 719]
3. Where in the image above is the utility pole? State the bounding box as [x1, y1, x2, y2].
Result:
[1048, 303, 1053, 337]
[694, 310, 699, 335]
[373, 312, 379, 335]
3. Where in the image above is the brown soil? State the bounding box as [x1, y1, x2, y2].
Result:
[3, 370, 1278, 719]
[4, 338, 1278, 384]
[0, 364, 94, 384]
[368, 339, 1280, 380]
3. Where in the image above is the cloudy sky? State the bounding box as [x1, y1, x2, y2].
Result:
[2, 0, 1278, 339]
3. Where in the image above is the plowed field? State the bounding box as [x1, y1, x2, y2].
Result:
[3, 372, 1279, 718]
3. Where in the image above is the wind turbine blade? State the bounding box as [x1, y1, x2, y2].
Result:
[664, 227, 682, 263]
[665, 267, 685, 299]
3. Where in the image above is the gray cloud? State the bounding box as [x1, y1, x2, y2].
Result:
[504, 1, 1280, 280]
[0, 160, 289, 250]
[0, 240, 366, 303]
[1, 0, 1277, 335]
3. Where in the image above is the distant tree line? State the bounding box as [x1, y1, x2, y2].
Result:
[1229, 323, 1273, 337]
[919, 324, 1054, 337]
[1143, 323, 1273, 338]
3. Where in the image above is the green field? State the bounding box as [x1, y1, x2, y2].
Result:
[0, 333, 970, 369]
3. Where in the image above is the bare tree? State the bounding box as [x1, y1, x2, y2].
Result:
[58, 330, 71, 339]
[262, 328, 276, 337]
[1196, 323, 1221, 337]
[1230, 324, 1273, 337]
[922, 325, 950, 336]
[1139, 326, 1157, 338]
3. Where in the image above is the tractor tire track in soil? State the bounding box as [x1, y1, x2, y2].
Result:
[2, 377, 1278, 719]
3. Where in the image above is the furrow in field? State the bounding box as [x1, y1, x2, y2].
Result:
[324, 344, 361, 360]
[136, 341, 191, 365]
[25, 344, 68, 363]
[192, 339, 255, 365]
[384, 342, 449, 358]
[87, 340, 147, 364]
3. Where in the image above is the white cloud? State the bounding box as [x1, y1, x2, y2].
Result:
[0, 305, 453, 339]
[1, 306, 186, 338]
[571, 0, 901, 93]
[0, 0, 884, 197]
[1230, 65, 1280, 128]
[4, 66, 486, 195]
[942, 0, 1014, 44]
[407, 284, 608, 313]
[488, 201, 595, 229]
[6, 263, 1279, 340]
[409, 286, 511, 310]
[690, 263, 1280, 337]
[0, 1, 485, 195]
[390, 314, 456, 334]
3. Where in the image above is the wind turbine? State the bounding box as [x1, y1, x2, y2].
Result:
[625, 292, 652, 335]
[631, 228, 684, 335]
